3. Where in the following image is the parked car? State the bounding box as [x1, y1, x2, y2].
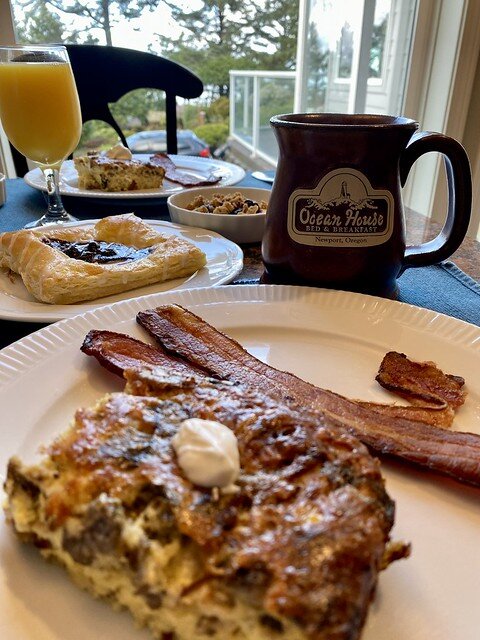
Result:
[126, 130, 211, 157]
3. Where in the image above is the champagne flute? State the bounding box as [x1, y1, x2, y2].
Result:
[0, 45, 82, 228]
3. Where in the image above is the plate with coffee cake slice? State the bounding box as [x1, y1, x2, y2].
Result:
[0, 285, 479, 640]
[24, 155, 246, 200]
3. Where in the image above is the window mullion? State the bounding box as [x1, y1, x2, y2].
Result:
[252, 75, 260, 158]
[349, 0, 376, 114]
[294, 0, 311, 113]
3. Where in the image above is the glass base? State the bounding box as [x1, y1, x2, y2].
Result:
[24, 211, 79, 229]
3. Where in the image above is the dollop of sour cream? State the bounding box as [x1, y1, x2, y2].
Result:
[172, 418, 240, 491]
[105, 143, 133, 160]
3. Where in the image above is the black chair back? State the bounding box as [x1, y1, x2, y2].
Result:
[11, 44, 204, 176]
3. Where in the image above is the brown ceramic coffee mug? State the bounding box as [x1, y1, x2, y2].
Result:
[262, 114, 471, 298]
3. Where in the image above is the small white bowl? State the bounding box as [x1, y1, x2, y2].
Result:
[167, 186, 269, 244]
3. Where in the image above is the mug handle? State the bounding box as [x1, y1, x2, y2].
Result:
[399, 130, 471, 272]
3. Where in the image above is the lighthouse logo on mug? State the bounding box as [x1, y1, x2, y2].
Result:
[287, 168, 394, 247]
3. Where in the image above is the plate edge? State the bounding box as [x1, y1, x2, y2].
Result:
[1, 285, 479, 388]
[24, 156, 246, 199]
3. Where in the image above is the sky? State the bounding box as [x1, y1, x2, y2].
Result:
[108, 7, 178, 51]
[12, 0, 186, 51]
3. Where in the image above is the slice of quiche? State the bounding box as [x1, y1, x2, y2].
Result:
[4, 365, 406, 640]
[74, 154, 166, 191]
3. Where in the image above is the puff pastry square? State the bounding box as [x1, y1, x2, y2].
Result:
[0, 214, 207, 304]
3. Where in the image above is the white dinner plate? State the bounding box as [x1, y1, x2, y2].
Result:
[0, 219, 243, 322]
[23, 154, 246, 199]
[1, 285, 479, 640]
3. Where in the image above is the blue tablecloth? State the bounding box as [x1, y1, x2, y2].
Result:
[398, 262, 480, 326]
[233, 264, 480, 328]
[0, 174, 479, 351]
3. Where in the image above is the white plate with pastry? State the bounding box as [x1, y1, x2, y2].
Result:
[0, 218, 243, 322]
[24, 154, 246, 199]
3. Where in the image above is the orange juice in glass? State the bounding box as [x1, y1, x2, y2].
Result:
[0, 45, 82, 227]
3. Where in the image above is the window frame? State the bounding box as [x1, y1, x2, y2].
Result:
[401, 0, 480, 237]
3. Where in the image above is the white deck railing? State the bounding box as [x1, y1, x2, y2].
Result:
[229, 70, 296, 166]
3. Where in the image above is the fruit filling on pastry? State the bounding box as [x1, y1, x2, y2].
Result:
[41, 237, 154, 264]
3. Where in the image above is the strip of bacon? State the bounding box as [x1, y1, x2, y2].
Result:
[81, 330, 455, 428]
[135, 306, 464, 417]
[355, 401, 455, 429]
[134, 305, 480, 488]
[83, 328, 444, 416]
[150, 153, 221, 186]
[81, 329, 207, 378]
[376, 351, 466, 409]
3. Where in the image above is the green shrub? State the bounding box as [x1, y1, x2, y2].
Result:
[75, 120, 119, 155]
[207, 96, 230, 121]
[193, 123, 229, 151]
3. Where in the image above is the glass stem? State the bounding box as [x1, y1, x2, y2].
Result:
[43, 167, 67, 220]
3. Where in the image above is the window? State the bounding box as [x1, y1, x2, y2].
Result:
[299, 0, 416, 116]
[231, 0, 415, 164]
[2, 0, 480, 237]
[232, 0, 480, 238]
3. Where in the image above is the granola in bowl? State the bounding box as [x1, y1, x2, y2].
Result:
[186, 191, 268, 215]
[168, 186, 269, 243]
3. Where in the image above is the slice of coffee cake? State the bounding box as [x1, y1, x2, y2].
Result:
[4, 365, 404, 640]
[74, 154, 165, 191]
